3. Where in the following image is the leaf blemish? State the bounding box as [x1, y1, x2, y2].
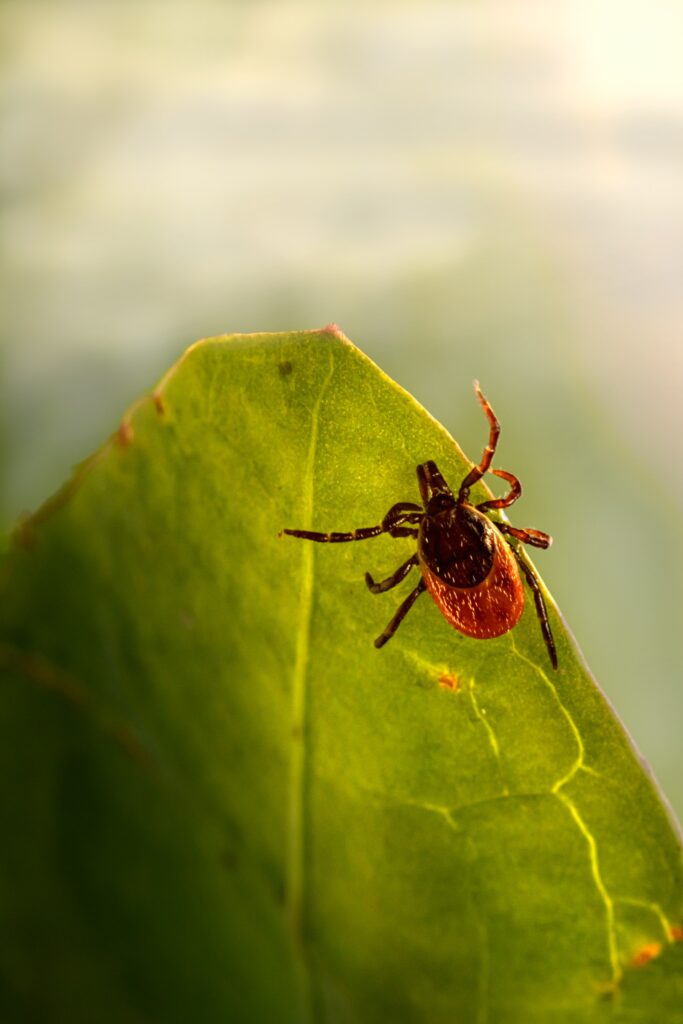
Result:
[117, 420, 134, 446]
[153, 391, 166, 415]
[630, 941, 662, 968]
[278, 360, 293, 378]
[12, 514, 36, 550]
[438, 672, 460, 692]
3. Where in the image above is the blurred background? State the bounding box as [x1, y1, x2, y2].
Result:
[2, 1, 682, 816]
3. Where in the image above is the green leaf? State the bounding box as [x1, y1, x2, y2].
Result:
[1, 328, 681, 1024]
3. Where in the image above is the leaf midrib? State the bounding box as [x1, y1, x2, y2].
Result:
[286, 351, 336, 1021]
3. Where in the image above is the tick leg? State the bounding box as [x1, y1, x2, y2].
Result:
[382, 502, 422, 537]
[497, 522, 552, 549]
[477, 469, 522, 511]
[282, 502, 422, 544]
[365, 554, 418, 594]
[282, 525, 387, 543]
[382, 502, 423, 525]
[458, 381, 501, 502]
[512, 550, 558, 670]
[374, 578, 427, 648]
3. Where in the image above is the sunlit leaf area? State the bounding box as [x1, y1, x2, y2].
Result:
[1, 331, 681, 1021]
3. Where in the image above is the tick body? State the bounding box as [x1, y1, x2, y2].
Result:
[283, 383, 557, 669]
[418, 498, 524, 640]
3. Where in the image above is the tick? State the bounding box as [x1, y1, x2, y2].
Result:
[283, 382, 557, 669]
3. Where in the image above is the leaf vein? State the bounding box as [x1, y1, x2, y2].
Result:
[617, 897, 675, 943]
[510, 635, 587, 791]
[468, 677, 508, 796]
[286, 353, 335, 1022]
[555, 790, 621, 984]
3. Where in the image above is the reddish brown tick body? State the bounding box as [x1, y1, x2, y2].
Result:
[283, 382, 557, 669]
[418, 500, 524, 640]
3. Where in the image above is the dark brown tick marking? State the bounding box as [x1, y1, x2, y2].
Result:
[283, 381, 557, 669]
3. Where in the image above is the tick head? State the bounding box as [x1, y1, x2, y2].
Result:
[417, 461, 456, 515]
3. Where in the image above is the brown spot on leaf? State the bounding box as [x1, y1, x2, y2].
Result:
[0, 643, 154, 773]
[12, 514, 36, 550]
[278, 360, 293, 378]
[669, 925, 683, 942]
[152, 391, 166, 415]
[438, 672, 461, 692]
[0, 644, 86, 707]
[596, 979, 618, 1000]
[117, 420, 134, 446]
[631, 941, 662, 967]
[110, 724, 156, 773]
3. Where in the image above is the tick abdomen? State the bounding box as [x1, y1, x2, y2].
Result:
[418, 505, 524, 638]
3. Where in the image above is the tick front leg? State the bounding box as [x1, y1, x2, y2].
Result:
[458, 381, 501, 502]
[477, 469, 522, 511]
[512, 550, 558, 670]
[281, 524, 386, 543]
[382, 502, 423, 523]
[374, 578, 427, 648]
[281, 501, 422, 544]
[365, 554, 418, 594]
[381, 502, 423, 535]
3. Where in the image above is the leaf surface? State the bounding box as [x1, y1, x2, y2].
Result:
[1, 329, 681, 1023]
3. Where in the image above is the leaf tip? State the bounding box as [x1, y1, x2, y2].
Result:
[322, 323, 346, 340]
